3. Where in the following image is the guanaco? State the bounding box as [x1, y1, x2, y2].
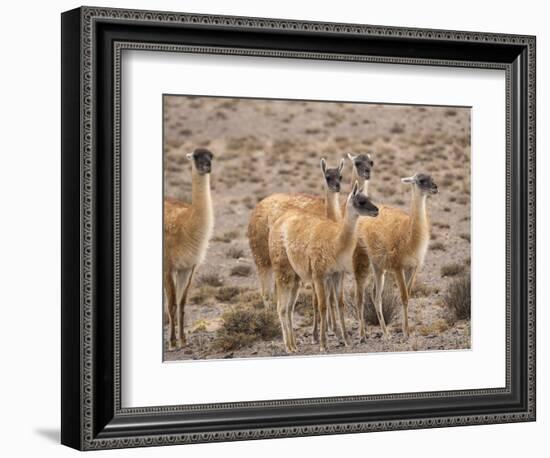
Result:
[164, 148, 214, 350]
[247, 158, 345, 307]
[269, 182, 379, 353]
[357, 173, 438, 338]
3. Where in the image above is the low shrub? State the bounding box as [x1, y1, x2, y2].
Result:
[197, 273, 223, 287]
[214, 286, 242, 302]
[430, 242, 446, 251]
[417, 318, 450, 336]
[226, 247, 245, 259]
[363, 281, 399, 326]
[444, 273, 471, 320]
[441, 263, 465, 277]
[230, 265, 252, 277]
[212, 306, 281, 351]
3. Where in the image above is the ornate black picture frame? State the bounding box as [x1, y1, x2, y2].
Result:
[61, 6, 536, 450]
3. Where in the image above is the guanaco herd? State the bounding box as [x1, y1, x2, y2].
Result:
[164, 147, 438, 353]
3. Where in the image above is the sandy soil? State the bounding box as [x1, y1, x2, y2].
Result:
[162, 95, 471, 361]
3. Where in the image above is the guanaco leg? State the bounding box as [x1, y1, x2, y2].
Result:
[258, 266, 273, 308]
[313, 275, 329, 352]
[326, 287, 337, 333]
[394, 268, 410, 338]
[333, 273, 350, 346]
[354, 273, 369, 342]
[372, 266, 388, 336]
[275, 279, 293, 353]
[311, 284, 319, 343]
[405, 266, 418, 297]
[164, 270, 177, 351]
[286, 278, 301, 352]
[175, 266, 195, 348]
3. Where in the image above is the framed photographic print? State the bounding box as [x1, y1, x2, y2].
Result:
[61, 6, 536, 450]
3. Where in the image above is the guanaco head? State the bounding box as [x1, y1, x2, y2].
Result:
[347, 181, 379, 217]
[347, 152, 374, 180]
[401, 173, 438, 195]
[320, 158, 345, 192]
[186, 148, 214, 175]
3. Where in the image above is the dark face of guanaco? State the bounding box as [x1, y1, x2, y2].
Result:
[402, 173, 439, 195]
[320, 158, 345, 193]
[349, 181, 379, 217]
[187, 148, 214, 175]
[348, 152, 374, 180]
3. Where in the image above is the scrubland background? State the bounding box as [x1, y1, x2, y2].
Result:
[163, 95, 472, 360]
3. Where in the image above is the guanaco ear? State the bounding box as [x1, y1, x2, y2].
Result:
[338, 158, 345, 174]
[186, 153, 193, 160]
[320, 158, 327, 174]
[347, 152, 357, 162]
[401, 175, 416, 184]
[366, 152, 374, 165]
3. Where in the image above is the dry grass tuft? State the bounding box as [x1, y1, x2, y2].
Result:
[411, 281, 433, 298]
[212, 230, 240, 243]
[390, 123, 406, 134]
[444, 273, 471, 320]
[226, 247, 245, 259]
[394, 198, 405, 206]
[197, 273, 224, 287]
[441, 263, 465, 277]
[214, 286, 242, 303]
[212, 306, 281, 351]
[431, 241, 446, 251]
[418, 318, 450, 336]
[189, 286, 216, 304]
[239, 290, 264, 308]
[293, 290, 315, 326]
[230, 264, 252, 277]
[363, 281, 399, 326]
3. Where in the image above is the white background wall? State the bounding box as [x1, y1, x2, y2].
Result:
[0, 0, 545, 456]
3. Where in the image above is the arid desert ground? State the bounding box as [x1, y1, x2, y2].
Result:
[163, 95, 471, 361]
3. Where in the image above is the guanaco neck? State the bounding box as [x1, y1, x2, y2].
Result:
[351, 167, 370, 196]
[325, 187, 341, 222]
[335, 203, 359, 255]
[408, 186, 429, 245]
[190, 168, 213, 225]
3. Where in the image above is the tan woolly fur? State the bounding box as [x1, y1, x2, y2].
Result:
[164, 148, 214, 350]
[246, 158, 345, 308]
[356, 173, 438, 339]
[269, 183, 379, 353]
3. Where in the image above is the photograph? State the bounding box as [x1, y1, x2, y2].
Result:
[56, 3, 537, 452]
[162, 95, 472, 361]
